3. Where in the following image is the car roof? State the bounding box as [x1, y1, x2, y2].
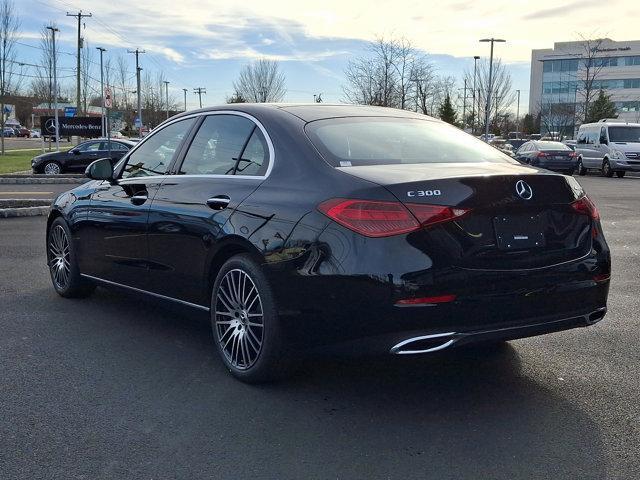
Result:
[171, 103, 438, 124]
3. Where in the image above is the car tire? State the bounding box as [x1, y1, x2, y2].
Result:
[602, 160, 614, 177]
[210, 253, 289, 383]
[577, 159, 587, 176]
[47, 217, 96, 298]
[616, 171, 626, 178]
[43, 161, 62, 175]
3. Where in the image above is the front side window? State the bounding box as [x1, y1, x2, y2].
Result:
[179, 115, 258, 175]
[599, 127, 608, 144]
[306, 117, 514, 167]
[121, 118, 195, 178]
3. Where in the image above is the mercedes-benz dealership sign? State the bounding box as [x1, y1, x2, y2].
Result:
[40, 116, 102, 138]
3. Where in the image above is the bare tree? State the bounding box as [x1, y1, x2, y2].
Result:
[574, 36, 607, 124]
[80, 41, 94, 113]
[115, 54, 131, 111]
[539, 100, 578, 138]
[464, 58, 515, 134]
[411, 56, 437, 115]
[0, 0, 20, 154]
[233, 59, 286, 103]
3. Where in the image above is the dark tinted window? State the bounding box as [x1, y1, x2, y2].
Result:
[306, 117, 513, 167]
[109, 142, 130, 151]
[180, 115, 255, 175]
[235, 129, 268, 176]
[122, 118, 195, 178]
[538, 141, 571, 151]
[79, 141, 102, 152]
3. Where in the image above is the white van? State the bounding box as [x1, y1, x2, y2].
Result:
[575, 120, 640, 178]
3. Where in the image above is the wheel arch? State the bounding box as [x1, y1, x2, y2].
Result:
[204, 235, 265, 303]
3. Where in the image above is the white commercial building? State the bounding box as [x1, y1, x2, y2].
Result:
[530, 39, 640, 137]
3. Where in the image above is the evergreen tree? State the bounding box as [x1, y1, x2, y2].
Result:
[521, 114, 534, 134]
[585, 89, 617, 123]
[438, 94, 458, 125]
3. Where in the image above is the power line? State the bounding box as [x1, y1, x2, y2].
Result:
[193, 87, 206, 108]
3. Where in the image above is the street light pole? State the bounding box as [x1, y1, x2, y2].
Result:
[163, 80, 170, 119]
[516, 89, 521, 134]
[479, 38, 506, 141]
[46, 26, 60, 152]
[472, 55, 480, 134]
[128, 49, 145, 136]
[97, 47, 106, 137]
[182, 88, 187, 111]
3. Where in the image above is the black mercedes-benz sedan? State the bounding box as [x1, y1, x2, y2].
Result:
[45, 104, 610, 382]
[32, 138, 136, 175]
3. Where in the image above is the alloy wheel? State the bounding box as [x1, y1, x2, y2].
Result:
[44, 162, 61, 175]
[49, 225, 71, 289]
[214, 268, 264, 370]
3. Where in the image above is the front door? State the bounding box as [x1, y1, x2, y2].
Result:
[82, 117, 197, 290]
[146, 113, 271, 305]
[67, 141, 104, 171]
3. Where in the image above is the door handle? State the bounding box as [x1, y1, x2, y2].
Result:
[131, 194, 148, 205]
[206, 196, 230, 210]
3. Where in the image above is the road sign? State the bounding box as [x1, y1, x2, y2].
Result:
[134, 117, 142, 128]
[64, 107, 77, 117]
[104, 87, 113, 108]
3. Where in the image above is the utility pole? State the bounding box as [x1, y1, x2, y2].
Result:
[462, 79, 468, 130]
[128, 49, 145, 137]
[182, 88, 188, 111]
[472, 55, 480, 134]
[479, 38, 506, 141]
[66, 11, 92, 116]
[46, 26, 60, 152]
[194, 87, 206, 108]
[515, 89, 521, 134]
[163, 81, 170, 119]
[97, 47, 106, 137]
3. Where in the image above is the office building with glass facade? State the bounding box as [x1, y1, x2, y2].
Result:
[530, 39, 640, 137]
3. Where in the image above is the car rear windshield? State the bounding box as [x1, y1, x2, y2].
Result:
[305, 117, 514, 167]
[538, 142, 571, 151]
[609, 126, 640, 143]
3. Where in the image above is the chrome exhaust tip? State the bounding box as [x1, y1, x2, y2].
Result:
[390, 332, 458, 355]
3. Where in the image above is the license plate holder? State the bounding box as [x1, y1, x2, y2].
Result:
[493, 214, 546, 250]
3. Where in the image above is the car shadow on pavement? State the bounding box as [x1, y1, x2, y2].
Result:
[11, 285, 607, 480]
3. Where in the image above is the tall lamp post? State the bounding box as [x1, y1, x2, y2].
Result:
[163, 81, 170, 119]
[97, 47, 106, 137]
[472, 55, 480, 134]
[46, 26, 60, 152]
[479, 38, 506, 141]
[182, 88, 188, 111]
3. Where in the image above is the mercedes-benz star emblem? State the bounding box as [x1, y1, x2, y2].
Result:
[515, 180, 533, 200]
[44, 118, 57, 134]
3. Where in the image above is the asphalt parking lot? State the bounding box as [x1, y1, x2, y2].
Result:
[0, 175, 638, 479]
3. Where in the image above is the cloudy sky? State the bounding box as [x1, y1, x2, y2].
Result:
[12, 0, 638, 112]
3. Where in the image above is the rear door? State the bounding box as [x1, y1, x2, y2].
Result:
[82, 117, 197, 290]
[146, 113, 271, 305]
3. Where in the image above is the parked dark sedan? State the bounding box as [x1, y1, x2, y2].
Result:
[515, 141, 578, 175]
[32, 139, 135, 174]
[45, 104, 610, 382]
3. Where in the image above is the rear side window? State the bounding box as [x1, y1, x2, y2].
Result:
[179, 115, 256, 175]
[122, 118, 195, 178]
[539, 142, 571, 151]
[305, 117, 513, 167]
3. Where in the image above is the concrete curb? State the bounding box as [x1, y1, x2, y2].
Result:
[0, 176, 85, 185]
[0, 206, 49, 218]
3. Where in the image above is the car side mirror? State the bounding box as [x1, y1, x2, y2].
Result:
[85, 158, 114, 182]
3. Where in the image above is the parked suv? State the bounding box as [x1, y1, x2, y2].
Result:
[575, 120, 640, 177]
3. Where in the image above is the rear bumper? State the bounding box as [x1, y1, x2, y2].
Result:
[535, 159, 578, 171]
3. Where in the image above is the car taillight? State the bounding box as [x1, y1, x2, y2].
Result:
[569, 152, 577, 157]
[571, 196, 599, 220]
[536, 152, 548, 158]
[404, 203, 469, 227]
[318, 199, 470, 237]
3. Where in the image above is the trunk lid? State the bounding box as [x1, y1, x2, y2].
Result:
[338, 162, 592, 270]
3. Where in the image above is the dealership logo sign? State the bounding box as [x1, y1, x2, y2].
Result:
[515, 180, 533, 200]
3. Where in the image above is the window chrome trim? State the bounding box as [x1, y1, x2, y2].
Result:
[81, 274, 210, 312]
[115, 110, 275, 181]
